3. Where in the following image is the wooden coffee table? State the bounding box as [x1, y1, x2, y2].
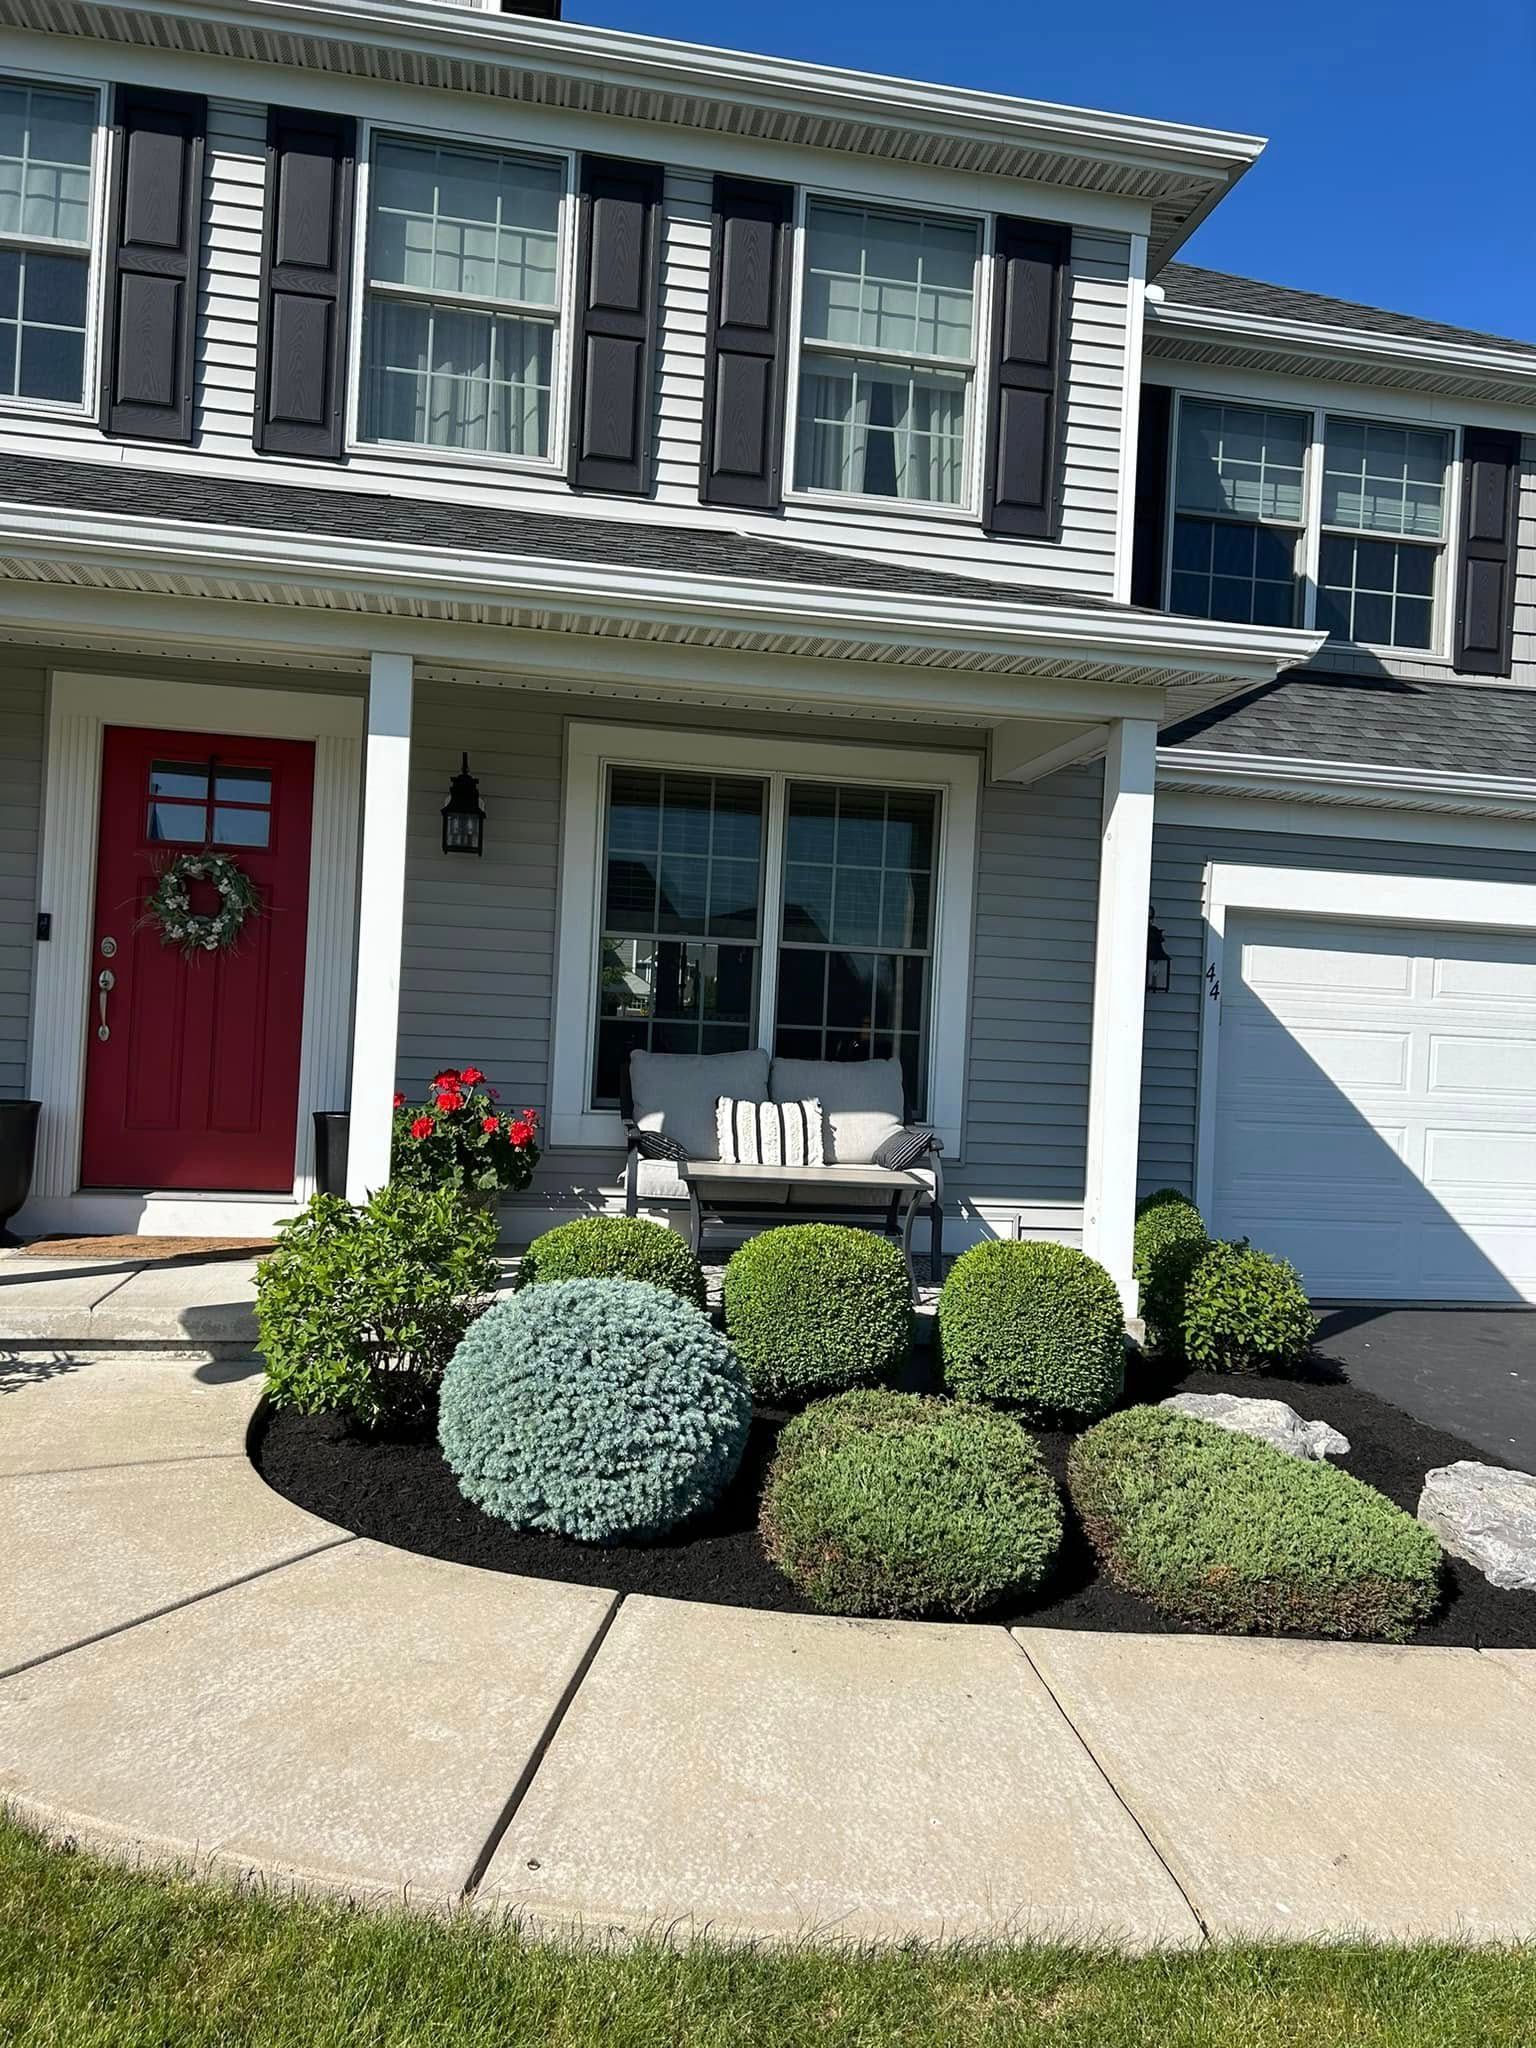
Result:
[680, 1161, 931, 1293]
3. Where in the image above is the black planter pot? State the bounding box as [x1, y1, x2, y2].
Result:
[312, 1111, 350, 1198]
[0, 1099, 40, 1244]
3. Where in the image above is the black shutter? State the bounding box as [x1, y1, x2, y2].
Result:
[1130, 384, 1173, 606]
[568, 155, 663, 495]
[103, 87, 205, 443]
[700, 176, 792, 510]
[1454, 426, 1521, 677]
[982, 217, 1070, 539]
[254, 109, 356, 459]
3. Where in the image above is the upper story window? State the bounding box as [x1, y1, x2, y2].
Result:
[358, 134, 565, 461]
[1167, 395, 1455, 654]
[0, 78, 100, 410]
[793, 200, 981, 510]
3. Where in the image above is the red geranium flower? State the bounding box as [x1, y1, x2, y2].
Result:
[507, 1117, 535, 1147]
[460, 1066, 485, 1086]
[481, 1116, 500, 1135]
[431, 1068, 461, 1089]
[409, 1115, 434, 1140]
[393, 1092, 406, 1109]
[435, 1089, 465, 1113]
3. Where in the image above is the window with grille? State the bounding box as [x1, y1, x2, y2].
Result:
[0, 78, 101, 409]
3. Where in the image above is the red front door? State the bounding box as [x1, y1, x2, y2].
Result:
[81, 727, 316, 1192]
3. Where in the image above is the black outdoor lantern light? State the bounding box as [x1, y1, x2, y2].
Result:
[1146, 909, 1171, 995]
[441, 753, 486, 856]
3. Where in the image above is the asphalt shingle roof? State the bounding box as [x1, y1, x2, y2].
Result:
[1157, 263, 1536, 362]
[1162, 674, 1536, 781]
[0, 452, 1129, 615]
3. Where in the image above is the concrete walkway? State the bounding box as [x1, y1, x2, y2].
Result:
[2, 1348, 1535, 1946]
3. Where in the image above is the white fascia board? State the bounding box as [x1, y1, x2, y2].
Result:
[0, 501, 1326, 682]
[1147, 300, 1536, 398]
[1158, 746, 1536, 819]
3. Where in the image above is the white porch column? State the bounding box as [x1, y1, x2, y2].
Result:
[1082, 716, 1158, 1314]
[345, 652, 414, 1204]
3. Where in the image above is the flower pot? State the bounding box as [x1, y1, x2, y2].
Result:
[312, 1111, 350, 1198]
[0, 1099, 40, 1244]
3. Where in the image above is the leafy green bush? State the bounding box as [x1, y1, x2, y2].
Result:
[257, 1183, 498, 1430]
[1135, 1187, 1199, 1218]
[438, 1278, 751, 1543]
[518, 1215, 704, 1307]
[936, 1238, 1124, 1422]
[1182, 1240, 1316, 1373]
[722, 1224, 910, 1403]
[1133, 1200, 1211, 1356]
[1067, 1406, 1442, 1641]
[760, 1388, 1063, 1619]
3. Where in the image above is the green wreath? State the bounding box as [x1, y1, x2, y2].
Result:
[143, 852, 262, 958]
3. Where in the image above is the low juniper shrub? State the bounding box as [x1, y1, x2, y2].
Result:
[722, 1224, 910, 1403]
[760, 1387, 1063, 1620]
[1067, 1405, 1443, 1641]
[438, 1277, 751, 1543]
[518, 1215, 705, 1307]
[1182, 1240, 1316, 1373]
[937, 1238, 1124, 1423]
[257, 1182, 498, 1431]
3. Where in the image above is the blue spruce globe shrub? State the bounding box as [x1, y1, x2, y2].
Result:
[437, 1277, 752, 1543]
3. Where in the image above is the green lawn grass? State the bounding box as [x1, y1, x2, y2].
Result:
[2, 1811, 1532, 2048]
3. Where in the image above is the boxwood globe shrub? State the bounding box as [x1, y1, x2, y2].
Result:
[1067, 1406, 1442, 1641]
[761, 1388, 1063, 1619]
[518, 1214, 705, 1307]
[1132, 1199, 1211, 1357]
[1182, 1240, 1316, 1373]
[722, 1224, 910, 1403]
[937, 1238, 1124, 1422]
[1135, 1187, 1199, 1218]
[438, 1278, 750, 1543]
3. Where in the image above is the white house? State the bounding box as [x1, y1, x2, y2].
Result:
[0, 0, 1531, 1310]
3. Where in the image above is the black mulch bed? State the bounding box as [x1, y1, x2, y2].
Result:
[253, 1347, 1536, 1649]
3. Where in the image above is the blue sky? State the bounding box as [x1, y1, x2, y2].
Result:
[568, 0, 1536, 342]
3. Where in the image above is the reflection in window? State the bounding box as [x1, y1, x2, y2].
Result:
[1317, 418, 1448, 650]
[145, 758, 274, 848]
[1169, 399, 1305, 627]
[0, 78, 97, 406]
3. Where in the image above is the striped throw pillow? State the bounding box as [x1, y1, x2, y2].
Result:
[715, 1096, 825, 1167]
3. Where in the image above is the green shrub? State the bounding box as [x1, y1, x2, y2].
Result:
[722, 1225, 910, 1403]
[1067, 1406, 1442, 1641]
[1135, 1187, 1199, 1218]
[438, 1278, 750, 1543]
[257, 1183, 498, 1430]
[518, 1215, 704, 1307]
[1182, 1240, 1316, 1373]
[760, 1388, 1063, 1619]
[1133, 1200, 1211, 1356]
[936, 1238, 1124, 1422]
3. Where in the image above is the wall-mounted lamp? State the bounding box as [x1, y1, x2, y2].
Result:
[441, 753, 486, 856]
[1146, 909, 1171, 995]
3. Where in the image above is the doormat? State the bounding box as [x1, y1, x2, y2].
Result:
[16, 1235, 275, 1262]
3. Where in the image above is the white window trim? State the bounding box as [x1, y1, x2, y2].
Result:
[0, 67, 110, 427]
[344, 116, 577, 478]
[1193, 861, 1536, 1217]
[781, 186, 993, 525]
[1163, 392, 1463, 664]
[551, 721, 979, 1155]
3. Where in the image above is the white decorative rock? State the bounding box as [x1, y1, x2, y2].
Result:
[1160, 1392, 1350, 1462]
[1417, 1462, 1536, 1592]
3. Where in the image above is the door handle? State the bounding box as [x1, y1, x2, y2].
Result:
[97, 968, 115, 1042]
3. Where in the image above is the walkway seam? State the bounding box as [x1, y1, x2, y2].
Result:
[0, 1451, 248, 1483]
[1005, 1632, 1212, 1945]
[460, 1591, 626, 1902]
[0, 1534, 359, 1685]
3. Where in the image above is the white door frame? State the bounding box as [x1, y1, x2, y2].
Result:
[1195, 861, 1536, 1216]
[26, 671, 364, 1218]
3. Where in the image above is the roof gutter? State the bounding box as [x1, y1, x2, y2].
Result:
[1147, 298, 1536, 389]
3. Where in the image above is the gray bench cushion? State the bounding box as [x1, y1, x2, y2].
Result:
[630, 1047, 769, 1162]
[769, 1056, 906, 1164]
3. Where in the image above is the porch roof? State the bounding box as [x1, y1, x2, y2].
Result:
[0, 452, 1322, 716]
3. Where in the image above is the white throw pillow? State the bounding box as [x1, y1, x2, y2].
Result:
[715, 1097, 825, 1167]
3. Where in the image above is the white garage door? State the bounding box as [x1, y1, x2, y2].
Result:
[1211, 912, 1536, 1303]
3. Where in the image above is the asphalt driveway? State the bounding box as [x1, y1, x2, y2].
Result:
[1312, 1308, 1536, 1470]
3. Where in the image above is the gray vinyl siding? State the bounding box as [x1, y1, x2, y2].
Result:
[0, 664, 44, 1098]
[1139, 822, 1536, 1197]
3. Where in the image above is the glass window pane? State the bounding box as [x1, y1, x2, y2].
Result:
[1322, 416, 1449, 539]
[795, 351, 968, 504]
[147, 801, 206, 843]
[1318, 531, 1441, 649]
[1175, 399, 1307, 525]
[149, 762, 209, 799]
[1165, 513, 1297, 627]
[1393, 597, 1434, 650]
[0, 82, 95, 246]
[802, 202, 977, 363]
[1394, 543, 1436, 599]
[361, 295, 553, 456]
[370, 137, 561, 308]
[213, 769, 272, 805]
[1352, 592, 1393, 646]
[212, 807, 270, 848]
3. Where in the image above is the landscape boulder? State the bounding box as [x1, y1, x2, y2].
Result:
[1417, 1461, 1536, 1592]
[1159, 1391, 1349, 1462]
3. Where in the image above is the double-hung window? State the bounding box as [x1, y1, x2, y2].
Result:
[0, 77, 101, 411]
[793, 200, 981, 509]
[1167, 395, 1456, 653]
[358, 134, 564, 460]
